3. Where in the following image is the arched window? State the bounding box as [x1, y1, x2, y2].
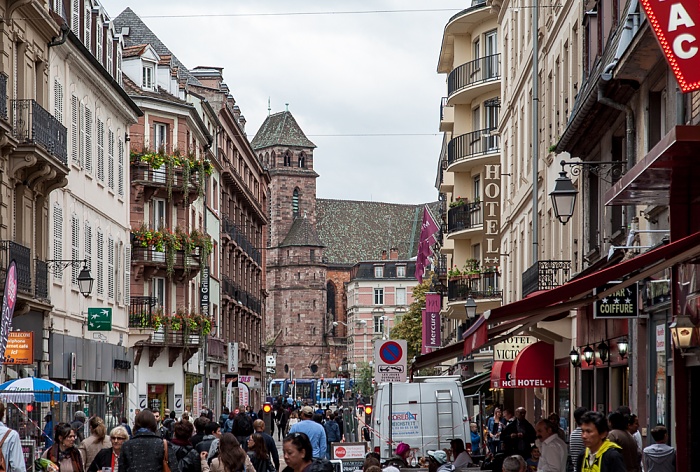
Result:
[298, 152, 305, 168]
[284, 151, 292, 166]
[271, 151, 276, 167]
[292, 188, 300, 217]
[326, 281, 336, 318]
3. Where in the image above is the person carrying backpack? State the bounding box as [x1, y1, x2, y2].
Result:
[323, 413, 341, 459]
[169, 421, 200, 472]
[223, 412, 236, 434]
[161, 411, 176, 441]
[232, 412, 253, 447]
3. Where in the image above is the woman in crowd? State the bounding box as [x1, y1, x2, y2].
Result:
[79, 416, 112, 470]
[246, 433, 273, 472]
[487, 408, 505, 454]
[282, 433, 313, 472]
[385, 442, 411, 468]
[42, 423, 84, 472]
[87, 426, 128, 472]
[200, 433, 249, 472]
[119, 409, 178, 472]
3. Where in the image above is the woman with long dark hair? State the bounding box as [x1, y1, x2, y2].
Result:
[247, 434, 273, 472]
[200, 433, 249, 472]
[42, 423, 84, 472]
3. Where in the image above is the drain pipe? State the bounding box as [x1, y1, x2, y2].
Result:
[48, 23, 69, 48]
[598, 63, 635, 164]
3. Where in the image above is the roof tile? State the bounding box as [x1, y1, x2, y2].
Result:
[251, 111, 315, 150]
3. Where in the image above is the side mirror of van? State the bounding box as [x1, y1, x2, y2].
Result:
[462, 415, 469, 422]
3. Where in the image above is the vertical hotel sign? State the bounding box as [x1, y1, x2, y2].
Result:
[639, 0, 700, 92]
[0, 261, 18, 363]
[483, 165, 501, 267]
[422, 293, 441, 353]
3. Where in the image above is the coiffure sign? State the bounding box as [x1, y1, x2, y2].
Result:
[640, 0, 700, 92]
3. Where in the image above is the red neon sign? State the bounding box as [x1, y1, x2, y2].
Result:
[640, 0, 700, 92]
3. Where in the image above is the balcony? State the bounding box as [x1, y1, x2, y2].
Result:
[131, 162, 202, 204]
[11, 99, 68, 166]
[447, 202, 483, 235]
[221, 217, 262, 266]
[0, 241, 49, 304]
[439, 97, 453, 132]
[447, 128, 500, 170]
[220, 155, 267, 222]
[130, 247, 201, 281]
[129, 296, 158, 329]
[221, 275, 262, 314]
[0, 74, 7, 121]
[522, 260, 572, 298]
[447, 54, 501, 104]
[447, 274, 502, 301]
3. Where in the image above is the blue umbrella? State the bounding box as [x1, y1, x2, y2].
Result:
[0, 377, 78, 403]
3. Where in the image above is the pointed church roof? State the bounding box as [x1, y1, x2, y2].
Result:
[251, 111, 316, 150]
[280, 216, 325, 248]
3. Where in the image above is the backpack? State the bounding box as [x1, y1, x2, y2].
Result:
[223, 418, 234, 433]
[159, 424, 172, 440]
[0, 430, 12, 472]
[324, 420, 341, 443]
[236, 414, 253, 436]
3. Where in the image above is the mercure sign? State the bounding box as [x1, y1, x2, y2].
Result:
[640, 0, 700, 92]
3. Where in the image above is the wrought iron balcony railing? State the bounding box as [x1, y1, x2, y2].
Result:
[129, 296, 159, 328]
[34, 259, 48, 300]
[130, 162, 201, 193]
[447, 202, 483, 233]
[447, 54, 501, 97]
[447, 274, 502, 301]
[221, 217, 262, 265]
[447, 128, 500, 166]
[221, 275, 262, 313]
[0, 73, 8, 121]
[522, 260, 572, 298]
[11, 99, 68, 165]
[0, 241, 48, 301]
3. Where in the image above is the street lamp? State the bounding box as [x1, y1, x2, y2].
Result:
[48, 259, 94, 297]
[464, 297, 477, 319]
[617, 338, 628, 359]
[549, 169, 578, 225]
[569, 348, 581, 367]
[352, 363, 357, 384]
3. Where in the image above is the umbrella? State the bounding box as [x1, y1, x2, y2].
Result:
[0, 377, 79, 403]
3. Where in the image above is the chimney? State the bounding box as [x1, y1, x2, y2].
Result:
[390, 247, 399, 260]
[381, 250, 387, 260]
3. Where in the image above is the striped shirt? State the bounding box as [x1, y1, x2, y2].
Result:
[569, 427, 584, 472]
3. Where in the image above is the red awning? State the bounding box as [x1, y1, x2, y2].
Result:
[463, 316, 488, 357]
[490, 361, 514, 388]
[510, 342, 554, 388]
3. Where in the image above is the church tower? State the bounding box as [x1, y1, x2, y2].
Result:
[252, 111, 331, 380]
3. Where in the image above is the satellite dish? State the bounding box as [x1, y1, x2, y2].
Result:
[309, 364, 318, 374]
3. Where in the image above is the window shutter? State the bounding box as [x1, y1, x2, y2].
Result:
[97, 230, 104, 296]
[53, 79, 63, 124]
[118, 138, 124, 196]
[84, 1, 91, 50]
[84, 106, 92, 171]
[71, 215, 80, 286]
[53, 204, 63, 280]
[107, 236, 114, 299]
[96, 17, 103, 64]
[97, 118, 104, 181]
[71, 96, 78, 164]
[107, 34, 113, 76]
[71, 0, 80, 33]
[124, 246, 131, 306]
[108, 128, 114, 190]
[84, 222, 92, 271]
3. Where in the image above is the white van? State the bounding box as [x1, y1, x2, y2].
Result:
[370, 376, 470, 461]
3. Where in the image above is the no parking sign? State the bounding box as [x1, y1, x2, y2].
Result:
[374, 340, 407, 383]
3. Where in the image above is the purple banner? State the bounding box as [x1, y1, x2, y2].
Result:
[0, 261, 18, 363]
[424, 293, 441, 348]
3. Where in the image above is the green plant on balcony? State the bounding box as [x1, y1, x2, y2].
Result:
[447, 265, 463, 280]
[131, 148, 214, 202]
[132, 224, 213, 278]
[152, 309, 212, 336]
[449, 196, 468, 208]
[464, 259, 481, 278]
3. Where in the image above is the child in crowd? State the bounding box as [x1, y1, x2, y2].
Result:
[525, 445, 540, 472]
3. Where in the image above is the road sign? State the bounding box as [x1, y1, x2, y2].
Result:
[87, 308, 112, 331]
[374, 339, 407, 383]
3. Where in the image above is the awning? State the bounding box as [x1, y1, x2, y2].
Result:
[463, 369, 492, 395]
[490, 361, 514, 388]
[412, 230, 700, 371]
[510, 342, 554, 388]
[605, 125, 700, 206]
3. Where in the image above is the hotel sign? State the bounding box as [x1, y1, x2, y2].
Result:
[640, 0, 700, 92]
[494, 336, 534, 361]
[483, 165, 501, 267]
[594, 281, 639, 318]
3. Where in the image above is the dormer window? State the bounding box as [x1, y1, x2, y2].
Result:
[142, 64, 154, 89]
[374, 265, 384, 278]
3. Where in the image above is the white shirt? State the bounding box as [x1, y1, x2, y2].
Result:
[536, 433, 568, 472]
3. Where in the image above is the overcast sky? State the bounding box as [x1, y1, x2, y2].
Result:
[101, 1, 465, 204]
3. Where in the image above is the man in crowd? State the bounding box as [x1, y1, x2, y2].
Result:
[253, 419, 280, 471]
[643, 425, 675, 472]
[501, 455, 526, 472]
[0, 402, 26, 472]
[534, 419, 567, 472]
[196, 420, 221, 455]
[503, 407, 536, 459]
[289, 405, 327, 459]
[578, 411, 625, 472]
[569, 407, 588, 472]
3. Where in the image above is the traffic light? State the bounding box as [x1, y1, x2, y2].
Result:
[262, 402, 273, 434]
[364, 404, 373, 423]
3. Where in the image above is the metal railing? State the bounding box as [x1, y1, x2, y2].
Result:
[447, 127, 500, 166]
[447, 54, 501, 97]
[0, 241, 32, 294]
[34, 259, 48, 300]
[448, 275, 502, 301]
[222, 217, 262, 265]
[129, 296, 158, 328]
[151, 327, 202, 346]
[447, 202, 483, 233]
[522, 260, 572, 298]
[440, 96, 448, 122]
[130, 163, 201, 191]
[11, 99, 68, 165]
[130, 247, 201, 270]
[0, 73, 8, 121]
[221, 275, 262, 313]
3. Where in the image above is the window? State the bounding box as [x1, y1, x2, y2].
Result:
[374, 288, 384, 305]
[107, 237, 114, 299]
[52, 204, 63, 280]
[54, 79, 63, 124]
[106, 33, 113, 75]
[298, 153, 305, 168]
[153, 277, 165, 308]
[396, 287, 407, 305]
[97, 118, 104, 181]
[108, 129, 114, 190]
[397, 265, 406, 278]
[374, 314, 385, 334]
[84, 106, 92, 171]
[292, 189, 299, 217]
[84, 1, 91, 49]
[474, 175, 481, 201]
[142, 65, 154, 89]
[154, 123, 167, 152]
[374, 266, 384, 278]
[96, 230, 104, 296]
[71, 216, 80, 286]
[153, 198, 166, 230]
[284, 152, 291, 167]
